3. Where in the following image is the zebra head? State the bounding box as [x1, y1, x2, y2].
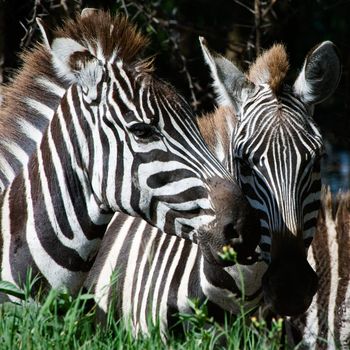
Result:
[33, 10, 259, 265]
[200, 39, 341, 315]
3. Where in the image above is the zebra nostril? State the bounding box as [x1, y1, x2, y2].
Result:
[181, 224, 194, 236]
[223, 223, 239, 240]
[185, 207, 202, 215]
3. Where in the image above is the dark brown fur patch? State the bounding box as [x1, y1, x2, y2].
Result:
[197, 106, 237, 156]
[247, 44, 289, 94]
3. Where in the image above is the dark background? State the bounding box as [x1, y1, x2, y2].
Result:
[0, 0, 349, 190]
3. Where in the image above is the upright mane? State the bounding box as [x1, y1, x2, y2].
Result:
[54, 10, 153, 68]
[247, 44, 289, 94]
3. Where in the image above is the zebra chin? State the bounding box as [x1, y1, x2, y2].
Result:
[261, 255, 318, 316]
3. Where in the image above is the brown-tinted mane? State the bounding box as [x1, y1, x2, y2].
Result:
[247, 44, 289, 94]
[55, 11, 153, 70]
[197, 106, 237, 160]
[0, 45, 60, 139]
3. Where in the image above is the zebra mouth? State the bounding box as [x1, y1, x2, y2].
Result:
[198, 241, 236, 267]
[261, 258, 318, 316]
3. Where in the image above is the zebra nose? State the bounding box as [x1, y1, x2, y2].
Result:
[198, 176, 260, 266]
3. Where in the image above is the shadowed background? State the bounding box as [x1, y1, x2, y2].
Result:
[0, 0, 349, 190]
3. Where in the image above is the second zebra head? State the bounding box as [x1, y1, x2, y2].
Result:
[200, 39, 341, 316]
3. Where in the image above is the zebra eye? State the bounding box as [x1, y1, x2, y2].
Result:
[128, 123, 160, 140]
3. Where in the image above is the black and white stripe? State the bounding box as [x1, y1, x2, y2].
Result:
[86, 212, 266, 337]
[199, 40, 341, 316]
[286, 189, 350, 349]
[85, 42, 341, 335]
[230, 86, 323, 259]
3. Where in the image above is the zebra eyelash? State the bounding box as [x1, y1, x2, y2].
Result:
[127, 122, 162, 141]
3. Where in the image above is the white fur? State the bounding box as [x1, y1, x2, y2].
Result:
[36, 77, 66, 97]
[224, 261, 267, 297]
[94, 213, 131, 314]
[51, 37, 87, 82]
[293, 60, 313, 104]
[0, 188, 19, 301]
[25, 97, 54, 119]
[36, 18, 51, 49]
[176, 244, 199, 312]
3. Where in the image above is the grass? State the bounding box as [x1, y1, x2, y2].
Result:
[0, 272, 287, 350]
[0, 289, 285, 349]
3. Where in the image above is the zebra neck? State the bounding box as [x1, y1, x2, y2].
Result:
[0, 92, 110, 294]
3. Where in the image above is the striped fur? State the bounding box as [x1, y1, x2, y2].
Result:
[86, 212, 267, 337]
[87, 188, 350, 345]
[0, 10, 250, 299]
[286, 189, 350, 349]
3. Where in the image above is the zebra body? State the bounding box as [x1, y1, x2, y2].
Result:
[0, 10, 252, 298]
[287, 189, 350, 349]
[86, 212, 267, 337]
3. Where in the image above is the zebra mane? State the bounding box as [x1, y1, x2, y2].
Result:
[247, 44, 289, 94]
[197, 106, 237, 164]
[55, 11, 153, 69]
[0, 43, 63, 143]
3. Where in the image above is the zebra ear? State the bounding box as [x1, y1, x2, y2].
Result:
[199, 37, 254, 114]
[293, 41, 341, 105]
[37, 17, 104, 96]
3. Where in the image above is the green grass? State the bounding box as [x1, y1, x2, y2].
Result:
[0, 279, 287, 350]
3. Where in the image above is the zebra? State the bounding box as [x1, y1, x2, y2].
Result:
[84, 41, 341, 336]
[0, 9, 257, 298]
[197, 39, 341, 316]
[286, 189, 350, 349]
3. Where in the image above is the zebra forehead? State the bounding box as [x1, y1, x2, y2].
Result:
[247, 44, 289, 94]
[55, 10, 153, 70]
